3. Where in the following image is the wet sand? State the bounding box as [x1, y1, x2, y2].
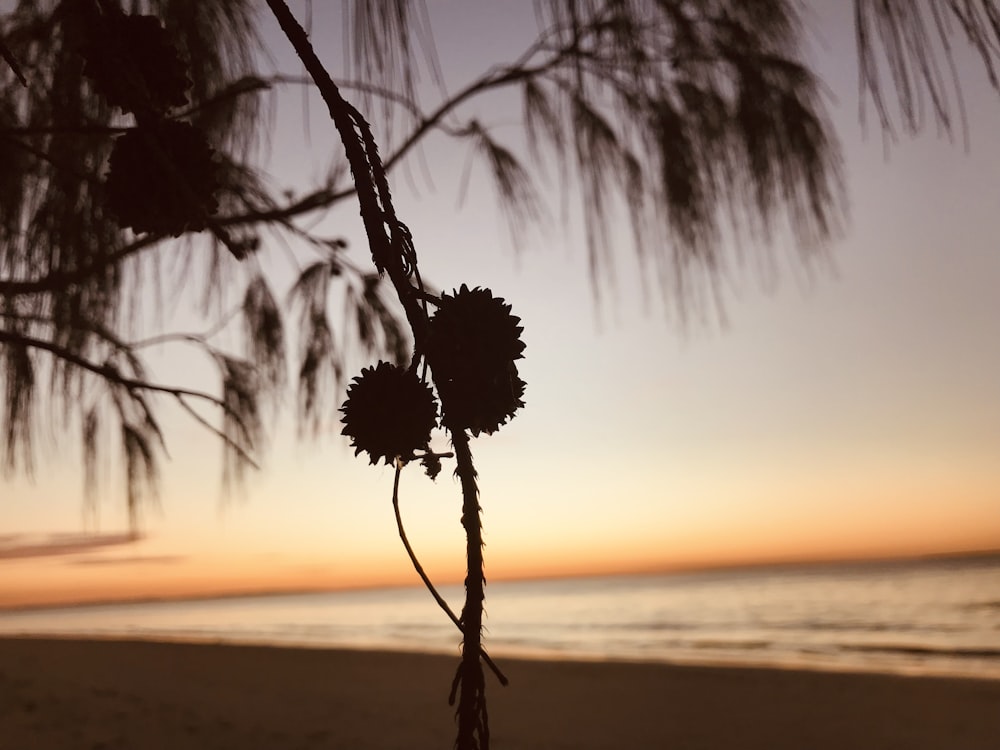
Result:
[2, 637, 998, 749]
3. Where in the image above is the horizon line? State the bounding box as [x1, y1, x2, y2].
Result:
[3, 545, 997, 614]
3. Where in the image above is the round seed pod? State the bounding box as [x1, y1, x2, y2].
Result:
[428, 284, 526, 436]
[340, 361, 438, 465]
[80, 13, 191, 114]
[105, 120, 219, 236]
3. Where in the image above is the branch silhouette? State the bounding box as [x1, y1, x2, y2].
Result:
[265, 3, 511, 746]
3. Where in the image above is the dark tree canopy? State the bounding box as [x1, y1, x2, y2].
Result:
[1, 0, 999, 515]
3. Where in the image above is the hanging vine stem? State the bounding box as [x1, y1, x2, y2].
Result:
[264, 3, 497, 748]
[392, 458, 509, 687]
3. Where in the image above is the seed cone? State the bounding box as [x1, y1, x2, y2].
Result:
[81, 13, 190, 115]
[341, 361, 438, 465]
[105, 120, 219, 236]
[428, 284, 526, 436]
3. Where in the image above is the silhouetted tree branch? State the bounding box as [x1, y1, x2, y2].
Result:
[263, 5, 497, 745]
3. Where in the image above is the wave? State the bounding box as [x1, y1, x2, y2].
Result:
[759, 620, 969, 635]
[840, 643, 1000, 660]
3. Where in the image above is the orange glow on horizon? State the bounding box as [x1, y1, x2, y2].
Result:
[3, 526, 997, 610]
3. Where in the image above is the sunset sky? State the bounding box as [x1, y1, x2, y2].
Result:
[2, 2, 999, 609]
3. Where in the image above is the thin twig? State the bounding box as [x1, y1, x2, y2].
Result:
[0, 329, 236, 413]
[175, 394, 260, 470]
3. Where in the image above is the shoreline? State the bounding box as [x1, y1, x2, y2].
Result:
[3, 630, 999, 683]
[3, 636, 1000, 749]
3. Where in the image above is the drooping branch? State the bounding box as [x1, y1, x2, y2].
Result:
[0, 234, 161, 297]
[855, 0, 1000, 146]
[0, 328, 229, 408]
[264, 3, 496, 747]
[3, 0, 852, 313]
[206, 38, 590, 234]
[0, 328, 259, 465]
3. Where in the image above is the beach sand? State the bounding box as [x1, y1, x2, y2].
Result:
[1, 637, 998, 749]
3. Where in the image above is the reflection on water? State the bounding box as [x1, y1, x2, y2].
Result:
[2, 556, 998, 679]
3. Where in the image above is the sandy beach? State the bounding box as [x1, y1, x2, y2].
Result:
[2, 637, 998, 749]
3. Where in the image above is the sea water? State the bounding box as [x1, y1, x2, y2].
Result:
[1, 556, 998, 679]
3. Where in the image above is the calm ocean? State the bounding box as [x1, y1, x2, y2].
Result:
[2, 556, 998, 679]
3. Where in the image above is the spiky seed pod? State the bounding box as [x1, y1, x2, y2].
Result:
[80, 13, 191, 114]
[341, 362, 438, 465]
[105, 120, 219, 236]
[428, 284, 526, 436]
